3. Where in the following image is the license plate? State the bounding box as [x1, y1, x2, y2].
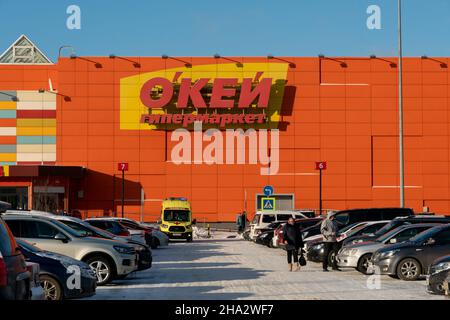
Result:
[172, 233, 182, 236]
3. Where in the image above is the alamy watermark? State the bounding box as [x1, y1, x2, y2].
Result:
[66, 5, 81, 30]
[171, 122, 280, 175]
[367, 5, 381, 30]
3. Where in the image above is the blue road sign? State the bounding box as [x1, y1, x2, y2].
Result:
[263, 185, 274, 196]
[261, 197, 276, 211]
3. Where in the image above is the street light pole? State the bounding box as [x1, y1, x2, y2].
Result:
[398, 0, 405, 207]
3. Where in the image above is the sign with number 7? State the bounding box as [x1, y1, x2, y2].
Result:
[118, 162, 129, 171]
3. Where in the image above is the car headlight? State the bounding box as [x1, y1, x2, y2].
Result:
[379, 249, 399, 259]
[315, 243, 324, 249]
[113, 245, 135, 255]
[185, 224, 192, 229]
[161, 224, 169, 229]
[431, 262, 450, 275]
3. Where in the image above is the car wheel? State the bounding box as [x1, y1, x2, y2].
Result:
[40, 275, 63, 300]
[328, 250, 337, 265]
[357, 253, 372, 274]
[86, 256, 114, 286]
[397, 258, 421, 281]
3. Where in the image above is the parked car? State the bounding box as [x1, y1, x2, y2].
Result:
[273, 217, 323, 248]
[17, 239, 96, 300]
[337, 223, 439, 274]
[253, 221, 284, 247]
[3, 214, 138, 285]
[427, 254, 450, 295]
[107, 217, 169, 249]
[343, 215, 450, 247]
[369, 224, 450, 280]
[49, 216, 152, 271]
[255, 230, 274, 247]
[249, 210, 308, 240]
[301, 208, 413, 240]
[306, 221, 389, 264]
[85, 218, 146, 245]
[0, 215, 31, 300]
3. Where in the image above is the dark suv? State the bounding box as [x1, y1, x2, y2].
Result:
[301, 208, 414, 239]
[343, 215, 450, 247]
[0, 216, 30, 300]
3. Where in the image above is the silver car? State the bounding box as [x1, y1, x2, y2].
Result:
[336, 223, 440, 274]
[2, 214, 138, 285]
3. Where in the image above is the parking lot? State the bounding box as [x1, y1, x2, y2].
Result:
[89, 232, 444, 300]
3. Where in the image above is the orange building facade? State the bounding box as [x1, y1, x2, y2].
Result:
[1, 37, 450, 221]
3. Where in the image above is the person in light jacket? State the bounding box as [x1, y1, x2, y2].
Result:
[320, 212, 340, 271]
[283, 217, 304, 272]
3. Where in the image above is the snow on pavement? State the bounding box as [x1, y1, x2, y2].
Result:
[88, 232, 444, 300]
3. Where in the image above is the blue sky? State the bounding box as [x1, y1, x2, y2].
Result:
[1, 0, 449, 61]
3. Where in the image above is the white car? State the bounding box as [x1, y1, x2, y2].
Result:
[3, 214, 138, 286]
[249, 210, 308, 241]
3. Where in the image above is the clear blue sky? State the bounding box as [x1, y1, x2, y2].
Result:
[1, 0, 449, 61]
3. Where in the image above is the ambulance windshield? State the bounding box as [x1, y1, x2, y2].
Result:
[164, 210, 190, 222]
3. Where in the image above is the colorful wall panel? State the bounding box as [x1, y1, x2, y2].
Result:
[0, 90, 56, 165]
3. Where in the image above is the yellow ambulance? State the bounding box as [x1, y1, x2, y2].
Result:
[159, 197, 194, 241]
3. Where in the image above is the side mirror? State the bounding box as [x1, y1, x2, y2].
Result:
[54, 232, 69, 243]
[425, 238, 435, 246]
[389, 238, 397, 244]
[192, 219, 197, 225]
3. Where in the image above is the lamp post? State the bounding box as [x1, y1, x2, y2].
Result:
[398, 0, 405, 207]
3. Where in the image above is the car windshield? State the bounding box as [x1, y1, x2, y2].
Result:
[373, 220, 400, 236]
[89, 225, 116, 239]
[409, 227, 440, 243]
[376, 226, 405, 243]
[338, 222, 362, 234]
[164, 210, 190, 222]
[344, 224, 368, 237]
[50, 219, 85, 238]
[251, 214, 260, 224]
[64, 220, 115, 239]
[16, 239, 42, 253]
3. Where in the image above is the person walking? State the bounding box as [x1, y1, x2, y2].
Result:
[320, 212, 340, 271]
[283, 217, 303, 272]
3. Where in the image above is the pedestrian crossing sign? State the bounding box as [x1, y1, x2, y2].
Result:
[261, 197, 276, 211]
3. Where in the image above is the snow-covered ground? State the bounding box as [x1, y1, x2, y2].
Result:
[88, 232, 444, 300]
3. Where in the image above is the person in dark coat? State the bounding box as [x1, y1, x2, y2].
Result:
[283, 217, 304, 271]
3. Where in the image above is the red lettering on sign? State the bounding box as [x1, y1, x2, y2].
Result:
[210, 78, 238, 108]
[140, 77, 173, 108]
[177, 78, 209, 108]
[238, 78, 272, 108]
